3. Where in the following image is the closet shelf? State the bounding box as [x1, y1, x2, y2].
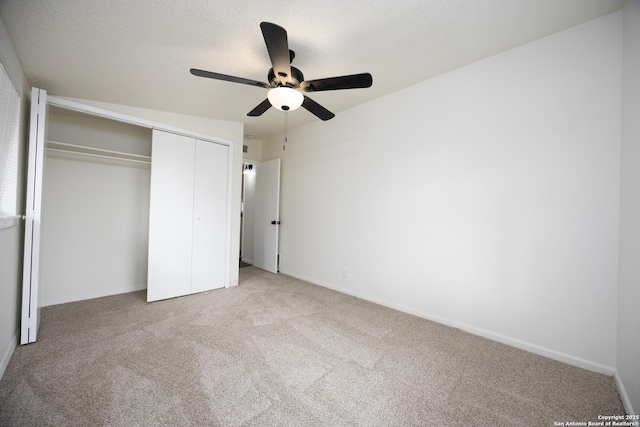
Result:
[46, 140, 151, 164]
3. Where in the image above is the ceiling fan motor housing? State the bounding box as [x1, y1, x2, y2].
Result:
[269, 66, 304, 89]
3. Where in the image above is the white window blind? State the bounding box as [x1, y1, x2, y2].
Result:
[0, 61, 21, 220]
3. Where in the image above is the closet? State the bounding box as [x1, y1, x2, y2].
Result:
[147, 130, 229, 302]
[22, 90, 235, 343]
[41, 108, 152, 307]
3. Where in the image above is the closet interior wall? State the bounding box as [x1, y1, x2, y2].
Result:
[40, 108, 152, 306]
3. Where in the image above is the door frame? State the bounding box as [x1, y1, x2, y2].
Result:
[240, 160, 257, 265]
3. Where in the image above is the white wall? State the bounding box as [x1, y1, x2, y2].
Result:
[617, 0, 640, 415]
[60, 98, 245, 286]
[243, 138, 263, 162]
[264, 12, 622, 373]
[40, 113, 152, 306]
[48, 111, 152, 156]
[0, 16, 29, 379]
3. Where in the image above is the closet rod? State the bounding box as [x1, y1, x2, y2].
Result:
[46, 140, 151, 164]
[46, 148, 151, 165]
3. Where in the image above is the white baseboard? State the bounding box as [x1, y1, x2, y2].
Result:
[614, 371, 636, 415]
[0, 330, 18, 381]
[281, 270, 616, 376]
[241, 257, 253, 264]
[41, 284, 147, 307]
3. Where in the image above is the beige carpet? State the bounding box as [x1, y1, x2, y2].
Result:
[0, 267, 625, 426]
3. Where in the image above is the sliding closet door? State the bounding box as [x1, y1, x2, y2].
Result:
[21, 88, 47, 344]
[147, 131, 195, 302]
[191, 140, 228, 293]
[148, 130, 229, 302]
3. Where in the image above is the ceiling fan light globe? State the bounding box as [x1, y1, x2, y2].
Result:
[268, 87, 303, 111]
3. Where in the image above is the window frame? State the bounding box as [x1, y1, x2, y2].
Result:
[0, 60, 22, 230]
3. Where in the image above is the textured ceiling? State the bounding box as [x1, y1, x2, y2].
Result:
[0, 0, 623, 140]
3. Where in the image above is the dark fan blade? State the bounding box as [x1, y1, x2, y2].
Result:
[302, 96, 335, 121]
[190, 68, 270, 89]
[300, 73, 373, 92]
[260, 22, 291, 85]
[247, 99, 272, 117]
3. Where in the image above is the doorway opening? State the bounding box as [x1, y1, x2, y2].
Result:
[240, 159, 281, 274]
[240, 161, 256, 267]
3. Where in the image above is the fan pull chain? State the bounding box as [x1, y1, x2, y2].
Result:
[283, 110, 288, 151]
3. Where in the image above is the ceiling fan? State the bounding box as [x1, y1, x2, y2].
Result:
[190, 22, 373, 121]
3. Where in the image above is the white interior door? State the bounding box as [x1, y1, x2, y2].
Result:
[147, 131, 195, 302]
[21, 88, 47, 344]
[253, 158, 281, 273]
[191, 140, 228, 293]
